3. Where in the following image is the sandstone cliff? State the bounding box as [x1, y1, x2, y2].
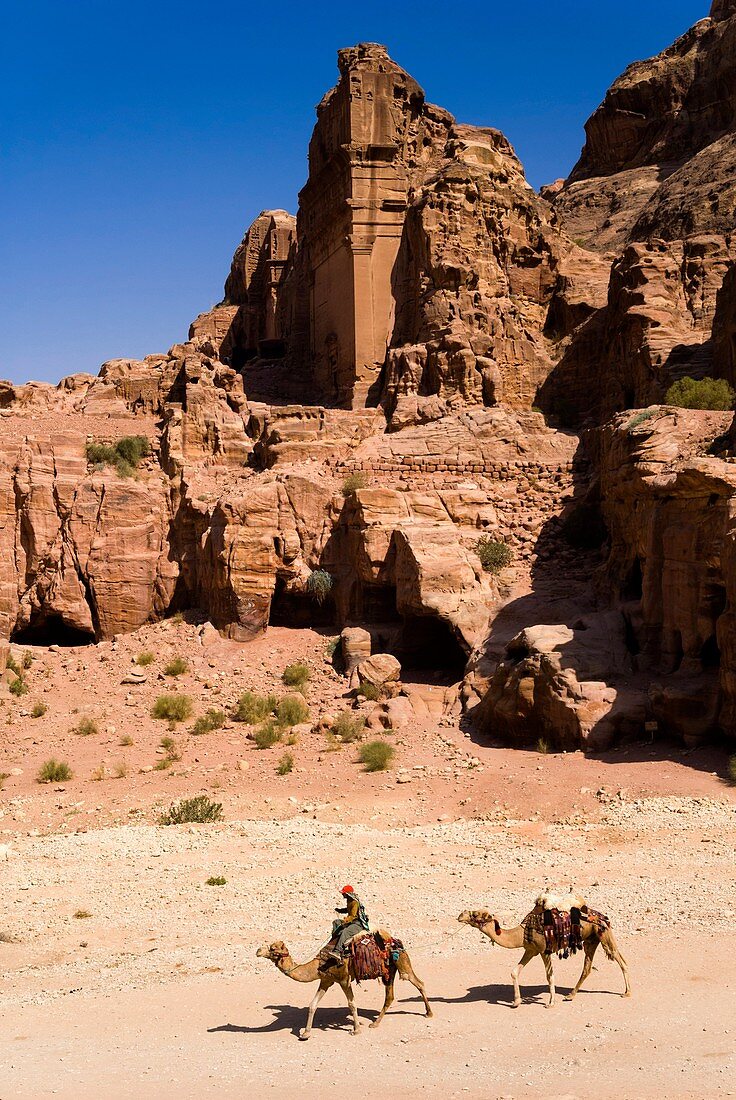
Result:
[3, 19, 736, 759]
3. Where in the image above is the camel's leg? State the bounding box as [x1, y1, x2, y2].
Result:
[542, 952, 556, 1007]
[397, 953, 433, 1018]
[339, 977, 362, 1035]
[510, 947, 536, 1008]
[601, 929, 631, 998]
[299, 979, 330, 1040]
[370, 972, 395, 1030]
[565, 938, 598, 1001]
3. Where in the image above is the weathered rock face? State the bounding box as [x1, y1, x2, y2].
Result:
[385, 127, 565, 411]
[0, 433, 176, 642]
[541, 236, 736, 423]
[478, 411, 736, 748]
[202, 44, 572, 413]
[542, 3, 736, 426]
[480, 614, 643, 752]
[564, 6, 736, 190]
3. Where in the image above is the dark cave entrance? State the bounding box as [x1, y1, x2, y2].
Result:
[12, 616, 95, 647]
[268, 576, 336, 628]
[395, 614, 467, 674]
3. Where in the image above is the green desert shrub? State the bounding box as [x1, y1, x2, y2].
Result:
[536, 738, 550, 755]
[341, 472, 366, 497]
[306, 569, 333, 605]
[664, 376, 735, 411]
[277, 752, 294, 775]
[254, 722, 282, 750]
[135, 651, 155, 667]
[475, 535, 513, 574]
[282, 662, 310, 690]
[206, 876, 227, 886]
[358, 682, 381, 702]
[37, 759, 72, 784]
[159, 795, 223, 826]
[192, 709, 226, 735]
[627, 408, 658, 430]
[233, 691, 277, 724]
[9, 677, 28, 697]
[6, 654, 20, 676]
[164, 656, 188, 677]
[21, 651, 33, 670]
[359, 740, 395, 772]
[151, 694, 193, 723]
[72, 717, 98, 737]
[276, 696, 309, 728]
[333, 712, 365, 744]
[86, 435, 150, 477]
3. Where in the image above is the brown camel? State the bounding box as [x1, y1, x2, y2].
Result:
[256, 936, 433, 1039]
[457, 909, 631, 1008]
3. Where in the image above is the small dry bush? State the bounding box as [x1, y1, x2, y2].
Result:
[6, 654, 20, 676]
[31, 702, 47, 719]
[206, 876, 226, 886]
[37, 759, 72, 783]
[333, 712, 365, 744]
[73, 910, 91, 920]
[233, 691, 277, 724]
[113, 760, 128, 779]
[254, 721, 282, 750]
[72, 717, 98, 737]
[536, 738, 550, 755]
[135, 651, 155, 667]
[151, 694, 193, 723]
[475, 535, 513, 574]
[277, 752, 294, 775]
[359, 740, 395, 772]
[164, 656, 188, 677]
[358, 682, 381, 702]
[0, 772, 10, 789]
[9, 677, 28, 697]
[119, 734, 134, 747]
[22, 651, 33, 670]
[282, 662, 310, 690]
[91, 763, 108, 782]
[276, 696, 309, 728]
[159, 736, 181, 762]
[342, 472, 366, 496]
[306, 570, 333, 605]
[192, 709, 226, 735]
[159, 795, 223, 826]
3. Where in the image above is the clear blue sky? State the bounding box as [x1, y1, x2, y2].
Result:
[2, 0, 709, 384]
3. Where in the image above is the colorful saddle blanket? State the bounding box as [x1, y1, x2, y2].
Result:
[523, 904, 611, 957]
[349, 932, 403, 982]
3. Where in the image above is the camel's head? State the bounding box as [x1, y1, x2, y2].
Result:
[457, 909, 499, 933]
[256, 941, 289, 963]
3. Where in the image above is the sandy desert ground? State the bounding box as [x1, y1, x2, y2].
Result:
[2, 625, 736, 1098]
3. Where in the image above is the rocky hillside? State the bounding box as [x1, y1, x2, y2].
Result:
[2, 4, 736, 756]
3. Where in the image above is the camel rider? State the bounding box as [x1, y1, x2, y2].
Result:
[324, 885, 369, 965]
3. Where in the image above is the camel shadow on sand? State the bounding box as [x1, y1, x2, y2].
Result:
[208, 998, 433, 1038]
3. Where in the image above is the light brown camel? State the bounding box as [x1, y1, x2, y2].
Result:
[457, 909, 631, 1008]
[256, 936, 433, 1039]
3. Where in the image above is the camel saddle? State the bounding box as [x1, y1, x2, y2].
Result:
[524, 903, 610, 957]
[349, 931, 403, 983]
